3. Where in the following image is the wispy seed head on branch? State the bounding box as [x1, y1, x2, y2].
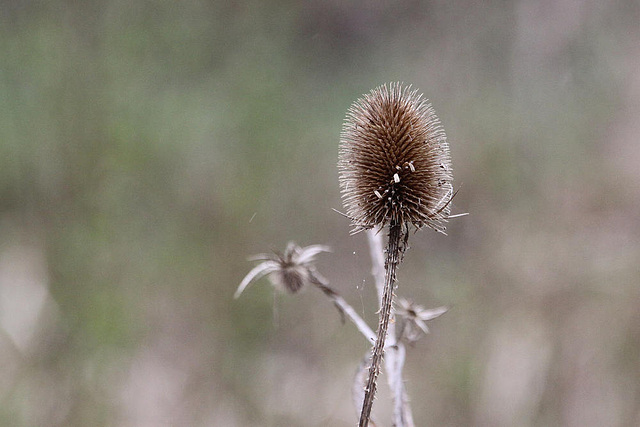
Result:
[396, 297, 448, 343]
[234, 242, 330, 298]
[338, 83, 453, 233]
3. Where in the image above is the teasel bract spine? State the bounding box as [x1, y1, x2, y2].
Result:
[338, 83, 453, 427]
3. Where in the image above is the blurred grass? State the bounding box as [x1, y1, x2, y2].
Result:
[0, 1, 639, 426]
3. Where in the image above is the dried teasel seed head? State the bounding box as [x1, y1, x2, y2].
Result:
[338, 83, 453, 233]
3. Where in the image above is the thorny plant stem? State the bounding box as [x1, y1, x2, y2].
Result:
[367, 229, 415, 427]
[359, 223, 404, 427]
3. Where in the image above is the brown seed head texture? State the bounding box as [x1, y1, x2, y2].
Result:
[339, 83, 453, 233]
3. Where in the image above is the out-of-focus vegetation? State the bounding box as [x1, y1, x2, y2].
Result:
[1, 1, 639, 426]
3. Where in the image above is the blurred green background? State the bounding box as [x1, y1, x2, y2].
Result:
[1, 1, 639, 426]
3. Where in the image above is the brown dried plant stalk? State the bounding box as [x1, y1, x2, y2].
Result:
[338, 83, 453, 427]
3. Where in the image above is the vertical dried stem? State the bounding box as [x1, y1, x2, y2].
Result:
[391, 343, 407, 424]
[366, 228, 415, 427]
[359, 223, 404, 427]
[366, 228, 386, 306]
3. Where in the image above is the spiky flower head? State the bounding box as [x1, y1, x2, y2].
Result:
[338, 83, 453, 233]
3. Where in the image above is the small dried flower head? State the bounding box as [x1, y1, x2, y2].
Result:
[338, 83, 453, 233]
[234, 242, 330, 298]
[396, 297, 448, 343]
